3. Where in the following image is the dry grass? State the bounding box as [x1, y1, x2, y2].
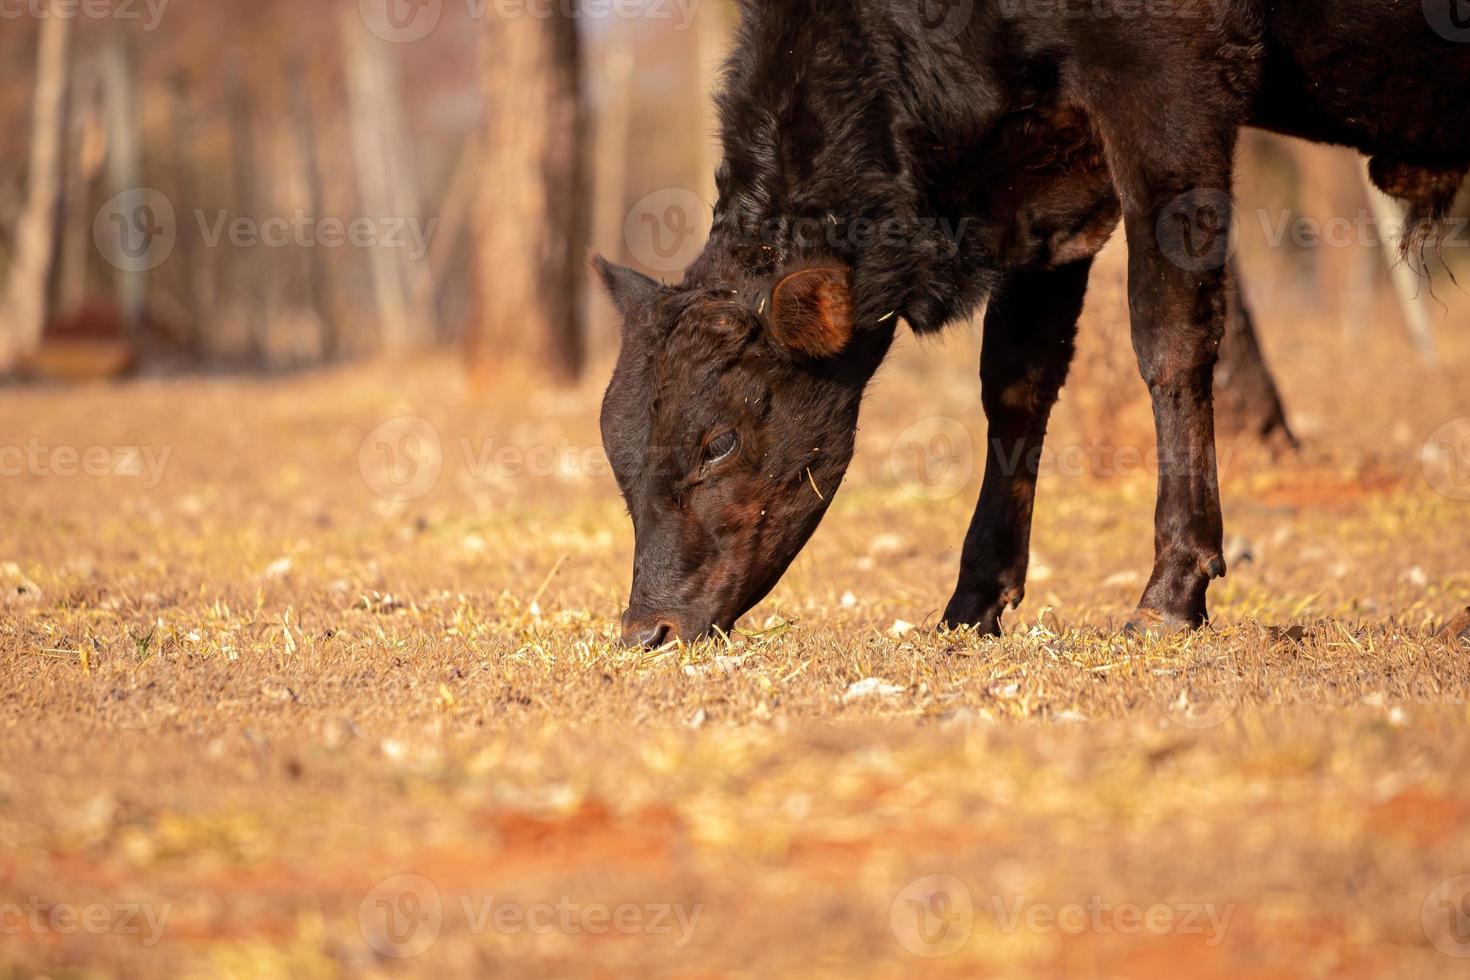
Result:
[3, 244, 1469, 978]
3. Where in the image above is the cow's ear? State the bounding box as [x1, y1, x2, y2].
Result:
[767, 265, 854, 359]
[593, 256, 662, 319]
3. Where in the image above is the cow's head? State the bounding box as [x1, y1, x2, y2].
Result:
[596, 256, 892, 646]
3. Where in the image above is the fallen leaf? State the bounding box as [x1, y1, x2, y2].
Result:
[843, 677, 906, 702]
[683, 656, 746, 679]
[262, 557, 293, 581]
[869, 533, 904, 556]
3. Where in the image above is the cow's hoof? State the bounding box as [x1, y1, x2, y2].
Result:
[939, 604, 1004, 639]
[941, 588, 1013, 637]
[939, 619, 1003, 640]
[1123, 606, 1203, 636]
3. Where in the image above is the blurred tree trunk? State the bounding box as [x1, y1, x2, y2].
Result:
[167, 76, 209, 357]
[1215, 257, 1296, 448]
[56, 60, 104, 316]
[425, 134, 482, 342]
[101, 35, 147, 343]
[288, 57, 338, 361]
[343, 15, 435, 355]
[473, 3, 588, 381]
[227, 72, 269, 363]
[587, 32, 633, 364]
[0, 6, 71, 372]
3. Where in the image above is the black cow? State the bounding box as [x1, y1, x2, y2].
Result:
[597, 0, 1469, 646]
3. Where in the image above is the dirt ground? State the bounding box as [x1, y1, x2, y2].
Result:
[3, 243, 1470, 978]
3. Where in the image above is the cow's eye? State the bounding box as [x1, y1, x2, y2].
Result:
[702, 431, 739, 467]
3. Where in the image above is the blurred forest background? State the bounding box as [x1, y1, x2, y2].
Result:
[0, 0, 729, 382]
[0, 0, 1462, 392]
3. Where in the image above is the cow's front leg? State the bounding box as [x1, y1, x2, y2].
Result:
[942, 260, 1092, 635]
[1107, 159, 1235, 629]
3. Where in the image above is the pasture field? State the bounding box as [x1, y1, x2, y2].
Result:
[3, 251, 1470, 978]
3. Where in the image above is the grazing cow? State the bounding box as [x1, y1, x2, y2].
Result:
[597, 0, 1469, 646]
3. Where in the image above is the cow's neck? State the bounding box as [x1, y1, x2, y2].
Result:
[684, 1, 1010, 335]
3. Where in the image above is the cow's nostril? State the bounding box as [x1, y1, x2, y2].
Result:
[621, 621, 671, 649]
